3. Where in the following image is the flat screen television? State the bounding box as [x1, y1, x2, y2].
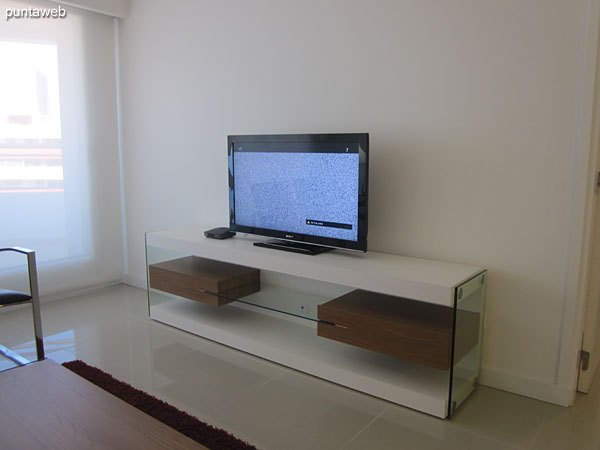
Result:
[228, 133, 368, 254]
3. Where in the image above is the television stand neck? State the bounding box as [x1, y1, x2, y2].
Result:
[253, 239, 333, 255]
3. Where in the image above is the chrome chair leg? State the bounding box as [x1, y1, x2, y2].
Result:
[0, 247, 45, 364]
[27, 251, 44, 361]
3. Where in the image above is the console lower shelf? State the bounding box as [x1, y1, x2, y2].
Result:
[150, 296, 451, 418]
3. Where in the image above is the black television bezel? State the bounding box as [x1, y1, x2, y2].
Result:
[228, 133, 369, 252]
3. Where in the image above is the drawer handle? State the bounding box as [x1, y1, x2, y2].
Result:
[319, 320, 348, 330]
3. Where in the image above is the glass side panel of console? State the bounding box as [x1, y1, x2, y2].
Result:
[449, 271, 487, 417]
[145, 244, 352, 322]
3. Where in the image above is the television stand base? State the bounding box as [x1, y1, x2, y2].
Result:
[253, 239, 333, 255]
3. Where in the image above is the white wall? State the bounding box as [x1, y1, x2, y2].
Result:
[118, 0, 599, 403]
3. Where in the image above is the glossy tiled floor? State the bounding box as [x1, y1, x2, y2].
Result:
[0, 284, 598, 449]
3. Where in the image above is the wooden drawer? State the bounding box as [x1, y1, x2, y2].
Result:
[149, 256, 260, 307]
[318, 290, 478, 370]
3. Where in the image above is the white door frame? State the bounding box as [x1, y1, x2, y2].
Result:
[557, 0, 600, 405]
[578, 11, 600, 391]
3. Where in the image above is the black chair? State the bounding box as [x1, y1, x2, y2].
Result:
[0, 247, 44, 365]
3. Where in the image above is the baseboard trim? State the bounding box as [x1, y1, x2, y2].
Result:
[125, 274, 147, 290]
[41, 279, 126, 304]
[480, 366, 573, 407]
[0, 280, 127, 315]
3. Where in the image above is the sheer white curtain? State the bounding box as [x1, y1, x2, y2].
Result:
[0, 0, 124, 297]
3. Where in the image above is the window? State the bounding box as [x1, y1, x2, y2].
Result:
[0, 41, 84, 265]
[0, 41, 63, 195]
[0, 0, 123, 294]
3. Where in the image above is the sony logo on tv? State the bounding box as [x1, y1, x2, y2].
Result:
[285, 234, 294, 239]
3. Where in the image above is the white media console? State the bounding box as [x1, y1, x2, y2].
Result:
[146, 226, 486, 418]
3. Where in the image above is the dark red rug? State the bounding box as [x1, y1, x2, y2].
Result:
[62, 360, 257, 450]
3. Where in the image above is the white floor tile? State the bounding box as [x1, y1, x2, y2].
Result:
[0, 315, 34, 348]
[343, 405, 524, 450]
[208, 370, 390, 450]
[450, 385, 559, 448]
[2, 284, 600, 450]
[530, 370, 600, 450]
[153, 341, 287, 416]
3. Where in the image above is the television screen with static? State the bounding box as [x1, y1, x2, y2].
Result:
[228, 134, 368, 252]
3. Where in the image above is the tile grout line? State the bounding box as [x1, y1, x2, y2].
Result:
[450, 418, 534, 450]
[458, 427, 530, 450]
[525, 408, 555, 450]
[449, 401, 550, 450]
[204, 368, 291, 418]
[151, 342, 214, 372]
[338, 404, 391, 449]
